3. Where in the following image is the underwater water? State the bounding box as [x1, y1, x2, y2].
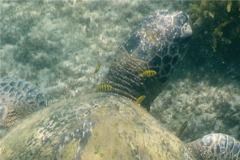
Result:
[0, 0, 239, 159]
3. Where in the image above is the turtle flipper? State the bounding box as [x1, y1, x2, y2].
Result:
[0, 79, 47, 127]
[187, 133, 240, 160]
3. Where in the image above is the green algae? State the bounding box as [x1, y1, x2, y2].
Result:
[176, 1, 240, 63]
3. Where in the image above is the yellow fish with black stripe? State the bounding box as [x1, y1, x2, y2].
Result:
[93, 62, 101, 74]
[139, 70, 157, 77]
[95, 84, 113, 92]
[176, 121, 188, 138]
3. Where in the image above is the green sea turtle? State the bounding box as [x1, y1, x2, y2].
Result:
[0, 10, 239, 160]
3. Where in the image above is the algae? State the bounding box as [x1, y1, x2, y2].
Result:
[178, 1, 240, 63]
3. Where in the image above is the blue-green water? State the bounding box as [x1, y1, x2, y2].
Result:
[0, 1, 239, 159]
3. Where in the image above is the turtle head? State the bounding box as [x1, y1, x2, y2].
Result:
[176, 12, 192, 39]
[162, 11, 192, 43]
[98, 10, 192, 111]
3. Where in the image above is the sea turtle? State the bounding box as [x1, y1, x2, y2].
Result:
[0, 10, 239, 160]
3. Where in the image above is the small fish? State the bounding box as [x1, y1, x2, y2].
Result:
[227, 1, 232, 13]
[93, 62, 101, 74]
[136, 95, 146, 104]
[176, 121, 188, 138]
[95, 84, 112, 92]
[139, 70, 157, 77]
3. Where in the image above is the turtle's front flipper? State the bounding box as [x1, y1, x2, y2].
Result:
[187, 133, 240, 160]
[0, 79, 47, 127]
